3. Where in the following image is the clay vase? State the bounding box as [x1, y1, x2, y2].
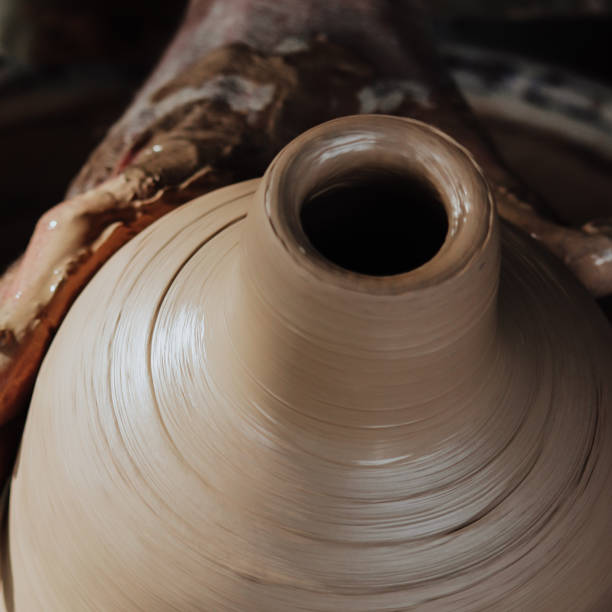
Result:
[4, 115, 612, 610]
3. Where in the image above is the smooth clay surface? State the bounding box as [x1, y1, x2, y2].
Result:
[4, 116, 612, 610]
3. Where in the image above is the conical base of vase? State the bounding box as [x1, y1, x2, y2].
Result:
[6, 176, 612, 611]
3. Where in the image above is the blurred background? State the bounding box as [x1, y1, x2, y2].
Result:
[0, 0, 611, 276]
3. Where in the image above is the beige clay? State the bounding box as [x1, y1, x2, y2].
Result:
[4, 116, 612, 610]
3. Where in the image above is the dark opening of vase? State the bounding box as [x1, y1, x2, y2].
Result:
[299, 174, 448, 276]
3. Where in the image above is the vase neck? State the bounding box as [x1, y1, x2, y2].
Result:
[227, 115, 500, 424]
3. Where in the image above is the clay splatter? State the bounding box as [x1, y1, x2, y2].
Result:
[358, 79, 433, 113]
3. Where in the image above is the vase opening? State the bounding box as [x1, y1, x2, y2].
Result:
[299, 172, 448, 276]
[256, 115, 497, 297]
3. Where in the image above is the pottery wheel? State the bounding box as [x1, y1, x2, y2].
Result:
[445, 44, 612, 224]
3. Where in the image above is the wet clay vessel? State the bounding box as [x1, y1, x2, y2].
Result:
[4, 3, 612, 491]
[5, 115, 612, 610]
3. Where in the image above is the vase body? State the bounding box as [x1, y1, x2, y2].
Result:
[4, 115, 612, 611]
